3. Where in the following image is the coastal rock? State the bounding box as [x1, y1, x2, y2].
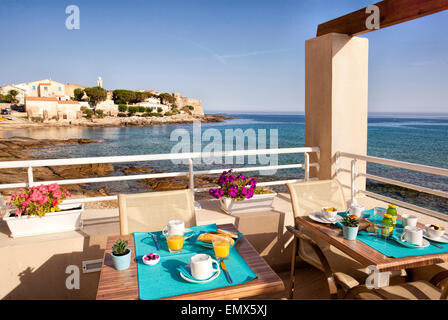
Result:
[121, 166, 154, 174]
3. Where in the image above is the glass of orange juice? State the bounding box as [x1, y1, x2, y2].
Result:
[166, 230, 185, 253]
[212, 237, 231, 260]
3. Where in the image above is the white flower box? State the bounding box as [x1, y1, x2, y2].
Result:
[220, 193, 277, 214]
[3, 203, 84, 238]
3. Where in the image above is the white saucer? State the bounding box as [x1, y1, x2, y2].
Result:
[393, 236, 430, 248]
[309, 212, 342, 224]
[423, 230, 448, 244]
[179, 265, 220, 284]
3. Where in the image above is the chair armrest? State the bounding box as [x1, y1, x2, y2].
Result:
[333, 272, 360, 291]
[286, 225, 332, 276]
[430, 270, 448, 287]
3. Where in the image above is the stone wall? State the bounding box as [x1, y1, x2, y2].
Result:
[172, 92, 204, 115]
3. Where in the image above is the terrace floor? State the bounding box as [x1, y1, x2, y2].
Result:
[0, 192, 447, 299]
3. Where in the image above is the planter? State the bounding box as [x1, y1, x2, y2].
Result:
[342, 225, 359, 240]
[111, 249, 132, 271]
[220, 193, 277, 214]
[3, 204, 84, 238]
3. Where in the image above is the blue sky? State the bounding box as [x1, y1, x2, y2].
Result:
[0, 0, 447, 113]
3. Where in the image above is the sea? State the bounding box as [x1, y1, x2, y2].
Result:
[2, 112, 448, 214]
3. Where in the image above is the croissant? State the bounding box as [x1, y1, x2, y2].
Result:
[197, 232, 235, 245]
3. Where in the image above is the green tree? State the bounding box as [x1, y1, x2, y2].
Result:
[8, 90, 18, 104]
[159, 93, 175, 105]
[95, 109, 104, 118]
[157, 107, 163, 113]
[73, 88, 84, 101]
[138, 106, 146, 113]
[84, 86, 107, 111]
[118, 104, 128, 112]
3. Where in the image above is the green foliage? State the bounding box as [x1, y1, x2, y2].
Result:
[8, 90, 18, 103]
[80, 106, 88, 111]
[84, 86, 107, 107]
[127, 106, 138, 114]
[145, 107, 153, 113]
[0, 94, 13, 103]
[342, 215, 359, 227]
[157, 107, 163, 113]
[112, 90, 152, 105]
[95, 109, 104, 118]
[142, 112, 151, 117]
[112, 239, 129, 256]
[118, 104, 128, 112]
[186, 105, 194, 110]
[165, 112, 174, 116]
[73, 88, 84, 101]
[253, 187, 274, 195]
[137, 106, 146, 113]
[150, 112, 162, 117]
[159, 92, 175, 105]
[83, 108, 94, 119]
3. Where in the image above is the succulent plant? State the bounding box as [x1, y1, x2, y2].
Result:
[342, 215, 359, 228]
[112, 239, 129, 256]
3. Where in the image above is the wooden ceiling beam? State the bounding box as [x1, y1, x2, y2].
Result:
[316, 0, 448, 37]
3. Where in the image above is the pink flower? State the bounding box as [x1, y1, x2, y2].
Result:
[48, 184, 59, 192]
[38, 195, 48, 205]
[52, 190, 62, 199]
[64, 189, 71, 197]
[14, 209, 22, 217]
[52, 199, 58, 206]
[38, 185, 49, 194]
[29, 190, 43, 202]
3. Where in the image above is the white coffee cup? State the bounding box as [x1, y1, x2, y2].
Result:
[400, 226, 423, 246]
[349, 203, 365, 218]
[162, 220, 193, 239]
[401, 214, 418, 228]
[190, 254, 219, 280]
[425, 224, 445, 239]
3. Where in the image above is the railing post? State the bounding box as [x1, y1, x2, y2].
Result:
[351, 159, 356, 203]
[27, 167, 34, 188]
[188, 158, 194, 197]
[304, 152, 310, 181]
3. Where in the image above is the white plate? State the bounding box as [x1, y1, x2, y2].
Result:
[423, 230, 448, 244]
[393, 236, 430, 248]
[308, 212, 342, 224]
[179, 265, 220, 284]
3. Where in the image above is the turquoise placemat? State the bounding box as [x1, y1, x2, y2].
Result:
[134, 224, 257, 300]
[336, 211, 448, 258]
[356, 228, 448, 258]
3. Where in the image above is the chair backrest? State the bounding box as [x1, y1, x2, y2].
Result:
[118, 189, 196, 235]
[286, 179, 347, 270]
[287, 179, 347, 219]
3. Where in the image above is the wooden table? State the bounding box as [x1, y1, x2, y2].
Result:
[295, 216, 448, 272]
[96, 223, 285, 300]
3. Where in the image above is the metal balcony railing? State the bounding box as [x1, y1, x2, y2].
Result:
[337, 151, 448, 221]
[0, 147, 320, 204]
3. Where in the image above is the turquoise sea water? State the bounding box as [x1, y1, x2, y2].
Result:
[2, 113, 448, 214]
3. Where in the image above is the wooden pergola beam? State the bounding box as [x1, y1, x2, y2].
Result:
[317, 0, 448, 37]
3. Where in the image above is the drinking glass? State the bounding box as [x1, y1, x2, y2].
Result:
[373, 207, 386, 223]
[166, 230, 185, 253]
[212, 237, 231, 260]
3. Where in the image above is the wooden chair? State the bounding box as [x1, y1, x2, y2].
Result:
[336, 270, 448, 300]
[118, 189, 196, 235]
[286, 179, 404, 299]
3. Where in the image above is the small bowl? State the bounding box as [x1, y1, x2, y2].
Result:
[142, 253, 160, 266]
[425, 224, 445, 239]
[321, 207, 338, 219]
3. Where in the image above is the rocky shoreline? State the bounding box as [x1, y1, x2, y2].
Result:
[0, 113, 235, 131]
[0, 137, 223, 209]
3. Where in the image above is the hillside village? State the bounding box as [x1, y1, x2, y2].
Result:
[0, 77, 204, 123]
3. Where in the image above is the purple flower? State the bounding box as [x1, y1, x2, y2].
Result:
[250, 178, 257, 187]
[228, 186, 238, 198]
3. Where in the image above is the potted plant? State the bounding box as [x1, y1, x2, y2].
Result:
[3, 184, 83, 237]
[111, 239, 131, 271]
[209, 170, 277, 214]
[342, 214, 359, 240]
